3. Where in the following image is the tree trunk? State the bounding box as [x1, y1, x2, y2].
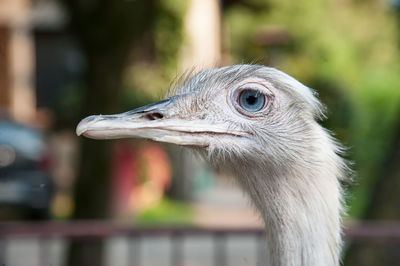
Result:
[67, 67, 121, 266]
[60, 0, 156, 265]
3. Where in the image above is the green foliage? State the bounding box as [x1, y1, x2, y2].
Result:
[121, 0, 188, 105]
[224, 0, 400, 217]
[135, 198, 193, 226]
[154, 0, 188, 77]
[122, 63, 168, 101]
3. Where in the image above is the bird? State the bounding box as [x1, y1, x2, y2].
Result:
[76, 64, 348, 266]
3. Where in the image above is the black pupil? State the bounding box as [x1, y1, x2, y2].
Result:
[246, 94, 258, 105]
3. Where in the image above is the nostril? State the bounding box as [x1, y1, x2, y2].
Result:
[152, 113, 164, 119]
[144, 112, 164, 121]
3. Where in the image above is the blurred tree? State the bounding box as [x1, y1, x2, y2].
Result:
[344, 1, 400, 264]
[60, 0, 156, 265]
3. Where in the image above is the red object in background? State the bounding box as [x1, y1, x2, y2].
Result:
[140, 143, 171, 190]
[111, 142, 138, 218]
[111, 141, 171, 220]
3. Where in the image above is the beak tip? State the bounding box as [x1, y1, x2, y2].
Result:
[76, 115, 102, 137]
[76, 123, 86, 137]
[76, 117, 94, 137]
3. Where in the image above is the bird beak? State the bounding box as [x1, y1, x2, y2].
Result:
[76, 97, 244, 147]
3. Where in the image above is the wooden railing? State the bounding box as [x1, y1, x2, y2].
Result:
[0, 221, 399, 266]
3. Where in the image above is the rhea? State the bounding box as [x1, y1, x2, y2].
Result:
[76, 65, 347, 266]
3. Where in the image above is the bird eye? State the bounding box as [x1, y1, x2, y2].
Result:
[238, 89, 266, 112]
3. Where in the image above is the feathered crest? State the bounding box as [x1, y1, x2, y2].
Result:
[166, 67, 200, 98]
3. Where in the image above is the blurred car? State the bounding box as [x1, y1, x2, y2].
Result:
[0, 119, 53, 220]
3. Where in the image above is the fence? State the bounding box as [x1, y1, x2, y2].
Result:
[1, 221, 400, 266]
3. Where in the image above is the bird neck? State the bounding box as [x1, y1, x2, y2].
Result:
[230, 129, 344, 266]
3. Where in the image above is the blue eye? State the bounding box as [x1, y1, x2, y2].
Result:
[238, 89, 266, 112]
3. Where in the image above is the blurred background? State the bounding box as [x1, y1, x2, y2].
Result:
[0, 0, 399, 265]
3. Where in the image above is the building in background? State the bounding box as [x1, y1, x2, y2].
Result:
[0, 0, 35, 124]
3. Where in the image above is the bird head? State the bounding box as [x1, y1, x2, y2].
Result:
[77, 65, 324, 167]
